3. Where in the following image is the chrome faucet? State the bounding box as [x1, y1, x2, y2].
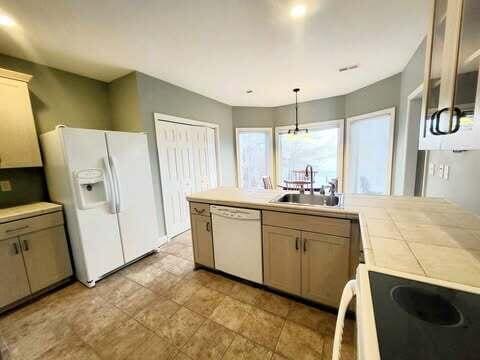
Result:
[305, 165, 314, 194]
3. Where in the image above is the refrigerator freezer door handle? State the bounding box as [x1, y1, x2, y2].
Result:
[103, 157, 117, 214]
[109, 155, 123, 212]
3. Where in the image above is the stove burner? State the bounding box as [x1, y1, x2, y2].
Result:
[391, 285, 463, 327]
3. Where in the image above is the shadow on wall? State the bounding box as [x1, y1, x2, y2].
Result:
[0, 168, 47, 208]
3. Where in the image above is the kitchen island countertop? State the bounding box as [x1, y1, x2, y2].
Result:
[188, 187, 480, 289]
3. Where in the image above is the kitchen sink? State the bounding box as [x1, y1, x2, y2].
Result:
[272, 193, 342, 207]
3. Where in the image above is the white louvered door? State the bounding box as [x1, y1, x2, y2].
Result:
[156, 121, 218, 238]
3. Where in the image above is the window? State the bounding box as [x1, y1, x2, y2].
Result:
[275, 120, 344, 190]
[345, 108, 395, 195]
[236, 128, 273, 189]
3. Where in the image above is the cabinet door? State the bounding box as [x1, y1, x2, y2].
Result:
[191, 214, 214, 268]
[442, 0, 480, 149]
[0, 237, 31, 308]
[20, 226, 73, 293]
[262, 225, 301, 295]
[0, 76, 42, 168]
[301, 231, 349, 307]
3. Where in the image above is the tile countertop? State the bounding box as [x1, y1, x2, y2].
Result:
[187, 187, 480, 289]
[0, 202, 62, 224]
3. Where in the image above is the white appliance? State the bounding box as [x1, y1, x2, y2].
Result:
[40, 126, 162, 287]
[210, 205, 262, 284]
[332, 264, 380, 360]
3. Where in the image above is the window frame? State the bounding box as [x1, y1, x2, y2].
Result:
[235, 127, 274, 189]
[344, 107, 396, 195]
[274, 119, 345, 192]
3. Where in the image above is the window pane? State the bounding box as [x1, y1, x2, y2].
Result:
[278, 127, 339, 188]
[347, 114, 392, 195]
[238, 131, 271, 189]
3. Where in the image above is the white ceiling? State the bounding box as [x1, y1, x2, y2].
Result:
[0, 0, 428, 106]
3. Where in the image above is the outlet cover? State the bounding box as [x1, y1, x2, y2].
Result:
[437, 164, 444, 178]
[0, 180, 12, 192]
[428, 163, 435, 176]
[443, 165, 450, 180]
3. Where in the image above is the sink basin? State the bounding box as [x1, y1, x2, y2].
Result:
[272, 193, 342, 207]
[391, 285, 463, 326]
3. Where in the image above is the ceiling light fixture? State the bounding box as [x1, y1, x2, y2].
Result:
[288, 88, 308, 135]
[291, 4, 306, 18]
[0, 15, 15, 27]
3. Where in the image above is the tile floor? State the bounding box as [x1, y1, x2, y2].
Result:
[0, 231, 355, 360]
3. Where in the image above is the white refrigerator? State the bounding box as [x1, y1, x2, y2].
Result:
[40, 126, 162, 287]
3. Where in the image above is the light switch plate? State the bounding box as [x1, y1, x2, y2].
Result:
[437, 164, 444, 179]
[443, 165, 450, 180]
[428, 163, 435, 176]
[0, 180, 12, 192]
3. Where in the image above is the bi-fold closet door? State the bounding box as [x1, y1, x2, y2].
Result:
[156, 121, 218, 238]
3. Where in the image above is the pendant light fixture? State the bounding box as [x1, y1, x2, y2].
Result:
[288, 88, 308, 135]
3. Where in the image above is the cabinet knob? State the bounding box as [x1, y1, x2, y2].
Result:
[303, 239, 307, 252]
[295, 237, 299, 251]
[206, 222, 211, 232]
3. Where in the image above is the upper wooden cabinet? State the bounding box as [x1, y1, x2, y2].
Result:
[0, 68, 42, 168]
[420, 0, 480, 150]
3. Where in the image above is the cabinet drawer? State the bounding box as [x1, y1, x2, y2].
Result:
[0, 211, 64, 240]
[190, 202, 210, 216]
[262, 211, 350, 238]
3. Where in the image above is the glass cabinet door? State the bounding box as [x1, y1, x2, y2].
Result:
[444, 0, 480, 149]
[420, 0, 448, 149]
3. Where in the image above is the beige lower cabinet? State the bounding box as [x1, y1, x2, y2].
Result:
[263, 225, 301, 295]
[191, 214, 214, 268]
[301, 231, 349, 307]
[0, 211, 73, 311]
[262, 218, 351, 308]
[20, 226, 72, 293]
[0, 237, 31, 308]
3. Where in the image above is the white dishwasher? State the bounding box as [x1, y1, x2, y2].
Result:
[210, 205, 262, 284]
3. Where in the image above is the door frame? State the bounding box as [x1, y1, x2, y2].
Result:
[344, 107, 395, 195]
[402, 84, 430, 196]
[154, 113, 222, 239]
[235, 127, 274, 188]
[275, 119, 345, 192]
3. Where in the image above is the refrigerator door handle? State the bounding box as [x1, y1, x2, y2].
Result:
[103, 157, 117, 214]
[109, 155, 123, 213]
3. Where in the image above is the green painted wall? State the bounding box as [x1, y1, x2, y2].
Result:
[0, 54, 112, 208]
[108, 72, 143, 132]
[109, 71, 236, 236]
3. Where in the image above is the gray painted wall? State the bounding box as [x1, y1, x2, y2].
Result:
[109, 72, 143, 132]
[345, 74, 401, 118]
[111, 72, 236, 236]
[0, 54, 112, 208]
[397, 41, 427, 195]
[426, 150, 480, 214]
[232, 107, 274, 128]
[273, 96, 346, 127]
